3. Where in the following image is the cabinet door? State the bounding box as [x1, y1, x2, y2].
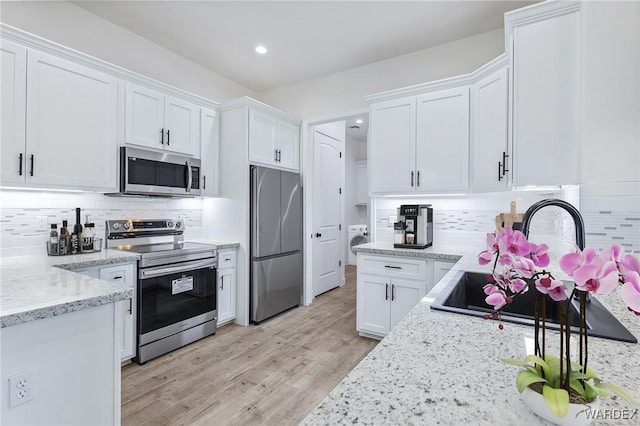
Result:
[357, 273, 390, 336]
[1, 40, 27, 185]
[471, 67, 510, 192]
[369, 98, 416, 194]
[248, 109, 277, 166]
[164, 95, 199, 156]
[390, 278, 426, 329]
[200, 108, 219, 197]
[125, 83, 164, 150]
[26, 50, 117, 191]
[512, 9, 579, 186]
[276, 120, 300, 170]
[217, 268, 236, 324]
[416, 87, 470, 192]
[432, 260, 455, 292]
[99, 263, 136, 361]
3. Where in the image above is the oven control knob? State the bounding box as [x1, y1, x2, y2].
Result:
[123, 223, 131, 230]
[176, 221, 182, 229]
[167, 221, 174, 228]
[112, 223, 121, 230]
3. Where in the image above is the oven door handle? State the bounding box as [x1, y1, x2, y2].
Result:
[139, 259, 216, 279]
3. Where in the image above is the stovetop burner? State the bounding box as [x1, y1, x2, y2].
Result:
[114, 241, 215, 256]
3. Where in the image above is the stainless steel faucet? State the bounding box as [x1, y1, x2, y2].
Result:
[520, 198, 586, 250]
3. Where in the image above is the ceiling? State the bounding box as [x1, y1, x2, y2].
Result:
[72, 1, 535, 93]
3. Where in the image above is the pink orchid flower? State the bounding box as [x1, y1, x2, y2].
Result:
[535, 276, 568, 301]
[513, 257, 536, 279]
[483, 284, 500, 295]
[497, 227, 530, 257]
[509, 278, 527, 293]
[572, 256, 619, 296]
[486, 232, 499, 252]
[621, 271, 640, 315]
[559, 248, 598, 276]
[478, 250, 493, 265]
[529, 242, 550, 267]
[620, 253, 640, 275]
[486, 290, 507, 309]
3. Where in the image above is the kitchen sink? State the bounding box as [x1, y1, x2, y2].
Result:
[430, 270, 637, 343]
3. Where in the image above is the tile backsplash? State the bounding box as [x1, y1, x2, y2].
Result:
[0, 189, 203, 257]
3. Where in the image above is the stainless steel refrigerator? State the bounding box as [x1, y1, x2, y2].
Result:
[250, 165, 303, 324]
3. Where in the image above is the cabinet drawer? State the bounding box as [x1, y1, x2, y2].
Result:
[218, 249, 236, 269]
[358, 255, 427, 280]
[99, 263, 136, 287]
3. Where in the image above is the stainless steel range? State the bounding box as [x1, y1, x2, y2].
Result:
[106, 219, 217, 364]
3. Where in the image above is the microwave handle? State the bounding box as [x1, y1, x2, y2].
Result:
[186, 161, 192, 193]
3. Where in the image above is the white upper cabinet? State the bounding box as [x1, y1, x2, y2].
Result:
[507, 2, 580, 187]
[248, 107, 300, 171]
[369, 97, 416, 194]
[125, 83, 199, 156]
[24, 50, 118, 191]
[471, 65, 510, 192]
[1, 40, 27, 185]
[416, 87, 470, 192]
[200, 107, 219, 197]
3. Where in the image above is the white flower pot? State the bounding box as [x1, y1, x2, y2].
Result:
[521, 386, 600, 426]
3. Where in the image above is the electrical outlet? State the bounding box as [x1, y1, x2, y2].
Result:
[9, 371, 34, 407]
[35, 216, 47, 231]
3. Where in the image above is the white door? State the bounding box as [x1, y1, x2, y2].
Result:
[0, 40, 27, 185]
[200, 108, 219, 196]
[26, 50, 118, 191]
[125, 83, 165, 150]
[248, 109, 277, 166]
[276, 120, 300, 170]
[471, 67, 510, 192]
[312, 122, 344, 297]
[164, 95, 198, 156]
[416, 87, 470, 192]
[357, 273, 390, 335]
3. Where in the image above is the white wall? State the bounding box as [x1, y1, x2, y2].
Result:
[345, 135, 367, 229]
[0, 1, 254, 102]
[255, 29, 504, 119]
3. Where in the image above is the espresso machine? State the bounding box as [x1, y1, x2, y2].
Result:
[394, 204, 433, 249]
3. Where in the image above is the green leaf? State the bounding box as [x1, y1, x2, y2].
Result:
[584, 381, 610, 399]
[569, 379, 586, 396]
[502, 358, 534, 368]
[595, 382, 637, 407]
[584, 366, 600, 381]
[542, 385, 570, 418]
[524, 355, 551, 378]
[516, 370, 547, 393]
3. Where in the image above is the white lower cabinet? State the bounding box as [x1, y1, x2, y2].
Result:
[72, 262, 136, 361]
[357, 254, 429, 339]
[217, 248, 237, 325]
[431, 260, 456, 293]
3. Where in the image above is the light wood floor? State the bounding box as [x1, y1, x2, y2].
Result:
[121, 265, 377, 426]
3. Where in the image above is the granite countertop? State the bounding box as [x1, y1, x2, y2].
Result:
[352, 241, 470, 261]
[304, 243, 640, 425]
[185, 239, 241, 250]
[0, 249, 139, 328]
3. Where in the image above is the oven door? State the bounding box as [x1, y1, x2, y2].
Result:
[121, 146, 201, 196]
[138, 258, 216, 343]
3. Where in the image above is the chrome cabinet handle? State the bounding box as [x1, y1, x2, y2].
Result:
[385, 283, 389, 300]
[220, 274, 224, 290]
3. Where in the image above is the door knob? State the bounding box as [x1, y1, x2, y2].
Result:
[315, 232, 322, 238]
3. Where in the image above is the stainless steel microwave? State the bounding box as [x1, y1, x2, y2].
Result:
[118, 147, 201, 197]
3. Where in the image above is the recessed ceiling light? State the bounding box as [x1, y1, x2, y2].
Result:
[356, 119, 363, 124]
[255, 45, 268, 55]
